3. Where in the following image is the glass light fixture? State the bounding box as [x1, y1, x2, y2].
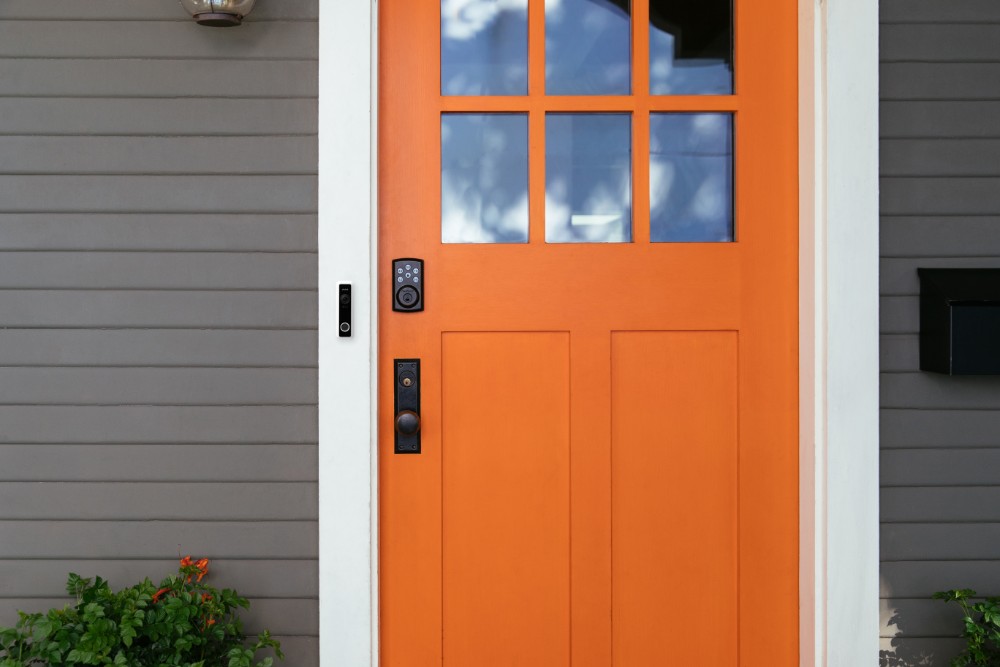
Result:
[180, 0, 256, 27]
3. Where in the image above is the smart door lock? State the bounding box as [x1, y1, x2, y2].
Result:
[392, 258, 423, 312]
[394, 358, 421, 454]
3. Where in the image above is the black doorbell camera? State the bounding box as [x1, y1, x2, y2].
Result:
[338, 283, 352, 337]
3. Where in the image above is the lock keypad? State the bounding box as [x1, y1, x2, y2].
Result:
[392, 258, 424, 312]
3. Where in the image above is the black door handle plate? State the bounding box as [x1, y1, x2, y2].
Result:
[394, 358, 420, 454]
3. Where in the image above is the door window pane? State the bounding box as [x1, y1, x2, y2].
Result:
[442, 0, 529, 96]
[442, 113, 530, 244]
[650, 0, 733, 95]
[650, 113, 733, 242]
[545, 0, 631, 96]
[546, 114, 632, 243]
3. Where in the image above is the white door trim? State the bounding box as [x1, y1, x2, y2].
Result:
[799, 0, 880, 664]
[316, 1, 880, 664]
[317, 0, 379, 664]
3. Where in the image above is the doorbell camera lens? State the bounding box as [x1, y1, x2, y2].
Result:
[340, 292, 351, 305]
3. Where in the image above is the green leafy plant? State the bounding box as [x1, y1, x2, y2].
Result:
[935, 588, 1000, 666]
[0, 557, 282, 667]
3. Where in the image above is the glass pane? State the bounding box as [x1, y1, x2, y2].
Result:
[441, 0, 529, 96]
[650, 0, 733, 95]
[546, 114, 631, 243]
[650, 113, 733, 242]
[442, 114, 530, 244]
[545, 0, 631, 96]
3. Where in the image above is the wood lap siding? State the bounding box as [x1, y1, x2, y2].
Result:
[0, 2, 318, 665]
[881, 1, 1000, 664]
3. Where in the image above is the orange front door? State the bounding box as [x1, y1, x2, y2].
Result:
[379, 1, 798, 664]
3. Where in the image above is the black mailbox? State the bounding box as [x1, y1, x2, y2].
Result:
[919, 268, 1000, 375]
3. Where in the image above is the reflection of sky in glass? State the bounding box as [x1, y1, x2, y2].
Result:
[546, 114, 631, 243]
[545, 0, 631, 96]
[650, 113, 733, 242]
[442, 0, 529, 96]
[442, 114, 529, 243]
[650, 0, 732, 95]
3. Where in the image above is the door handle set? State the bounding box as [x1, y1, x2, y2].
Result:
[394, 358, 421, 454]
[392, 257, 424, 454]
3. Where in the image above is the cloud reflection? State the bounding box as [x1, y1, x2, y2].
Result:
[442, 114, 530, 244]
[649, 113, 733, 242]
[442, 0, 529, 95]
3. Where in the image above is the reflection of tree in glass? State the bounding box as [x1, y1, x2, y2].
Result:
[441, 0, 529, 96]
[442, 114, 530, 244]
[545, 113, 632, 243]
[545, 0, 631, 96]
[650, 113, 733, 242]
[649, 0, 733, 95]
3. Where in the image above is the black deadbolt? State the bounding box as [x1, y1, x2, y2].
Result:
[392, 258, 424, 312]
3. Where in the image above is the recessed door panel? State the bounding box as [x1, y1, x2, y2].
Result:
[442, 332, 570, 666]
[611, 331, 738, 664]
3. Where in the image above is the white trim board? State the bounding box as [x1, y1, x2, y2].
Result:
[317, 0, 378, 664]
[799, 0, 880, 664]
[316, 0, 880, 664]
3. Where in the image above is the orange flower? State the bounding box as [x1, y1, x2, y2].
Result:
[152, 587, 171, 602]
[201, 593, 212, 603]
[179, 556, 193, 568]
[194, 558, 209, 582]
[207, 618, 216, 626]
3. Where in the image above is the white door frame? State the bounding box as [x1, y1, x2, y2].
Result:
[316, 0, 880, 664]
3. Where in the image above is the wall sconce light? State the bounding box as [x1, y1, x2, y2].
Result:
[180, 0, 256, 27]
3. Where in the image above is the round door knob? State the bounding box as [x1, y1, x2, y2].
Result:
[395, 410, 420, 435]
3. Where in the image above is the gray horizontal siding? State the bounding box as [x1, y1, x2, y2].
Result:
[0, 291, 316, 327]
[883, 449, 1000, 486]
[0, 521, 317, 558]
[0, 559, 316, 598]
[882, 257, 1000, 294]
[882, 139, 1000, 176]
[0, 368, 316, 405]
[0, 4, 318, 664]
[882, 101, 1000, 138]
[0, 60, 317, 98]
[0, 252, 316, 289]
[881, 63, 1000, 100]
[0, 176, 316, 212]
[0, 406, 316, 443]
[881, 374, 1000, 410]
[881, 334, 918, 372]
[0, 137, 317, 173]
[882, 410, 1000, 448]
[882, 523, 1000, 561]
[0, 1, 318, 20]
[882, 24, 1000, 62]
[0, 215, 317, 251]
[881, 0, 1000, 23]
[0, 22, 317, 59]
[879, 3, 1000, 664]
[883, 561, 1000, 598]
[0, 483, 318, 520]
[882, 218, 1000, 257]
[0, 444, 317, 481]
[882, 177, 1000, 216]
[0, 330, 317, 366]
[0, 99, 316, 135]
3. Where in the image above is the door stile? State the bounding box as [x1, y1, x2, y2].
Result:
[569, 328, 613, 666]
